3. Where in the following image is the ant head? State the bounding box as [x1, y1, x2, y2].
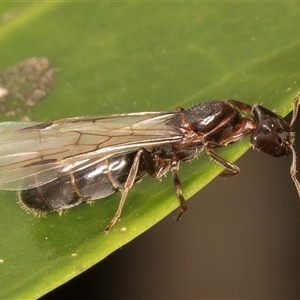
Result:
[250, 105, 292, 157]
[252, 95, 300, 205]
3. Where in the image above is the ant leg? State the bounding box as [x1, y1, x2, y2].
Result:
[170, 160, 187, 221]
[206, 147, 240, 177]
[105, 148, 152, 233]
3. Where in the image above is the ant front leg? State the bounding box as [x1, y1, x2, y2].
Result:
[205, 147, 240, 177]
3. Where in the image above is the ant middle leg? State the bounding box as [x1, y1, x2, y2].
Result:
[205, 147, 240, 177]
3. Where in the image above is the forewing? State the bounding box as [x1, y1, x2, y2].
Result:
[0, 112, 182, 190]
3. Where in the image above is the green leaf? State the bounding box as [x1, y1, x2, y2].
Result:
[0, 2, 299, 299]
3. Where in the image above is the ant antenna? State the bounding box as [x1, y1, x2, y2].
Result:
[289, 145, 300, 199]
[289, 92, 300, 214]
[290, 92, 300, 127]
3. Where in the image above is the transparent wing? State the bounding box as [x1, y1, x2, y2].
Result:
[0, 112, 183, 190]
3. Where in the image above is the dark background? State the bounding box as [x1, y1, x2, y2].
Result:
[41, 111, 300, 299]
